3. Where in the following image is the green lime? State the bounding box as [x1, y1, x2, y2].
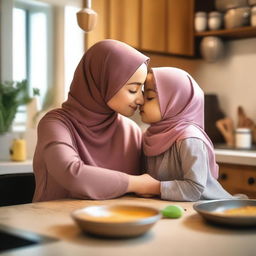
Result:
[161, 205, 184, 218]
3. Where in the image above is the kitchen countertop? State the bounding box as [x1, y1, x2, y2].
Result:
[0, 196, 255, 256]
[0, 160, 33, 174]
[214, 144, 256, 166]
[1, 144, 256, 176]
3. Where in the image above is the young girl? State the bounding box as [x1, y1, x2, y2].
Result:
[140, 67, 233, 201]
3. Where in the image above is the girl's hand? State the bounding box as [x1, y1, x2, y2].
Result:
[127, 173, 160, 196]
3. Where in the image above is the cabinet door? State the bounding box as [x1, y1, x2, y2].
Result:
[86, 0, 109, 48]
[167, 0, 195, 56]
[109, 0, 140, 48]
[218, 164, 256, 198]
[141, 0, 166, 52]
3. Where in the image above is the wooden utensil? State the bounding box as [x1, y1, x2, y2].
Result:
[216, 118, 235, 146]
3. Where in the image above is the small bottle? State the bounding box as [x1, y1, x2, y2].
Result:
[10, 138, 27, 161]
[235, 128, 252, 149]
[251, 6, 256, 26]
[195, 12, 207, 32]
[208, 11, 222, 30]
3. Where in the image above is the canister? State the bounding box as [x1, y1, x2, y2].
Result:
[235, 128, 252, 149]
[208, 11, 222, 30]
[195, 12, 207, 32]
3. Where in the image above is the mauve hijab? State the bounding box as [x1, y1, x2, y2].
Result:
[61, 39, 149, 161]
[33, 40, 149, 201]
[143, 67, 219, 179]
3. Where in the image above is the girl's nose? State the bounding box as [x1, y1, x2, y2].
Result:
[135, 90, 144, 105]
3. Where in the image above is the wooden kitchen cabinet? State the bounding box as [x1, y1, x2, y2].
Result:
[218, 163, 256, 199]
[85, 0, 256, 56]
[140, 0, 166, 52]
[109, 0, 140, 48]
[141, 0, 195, 56]
[167, 0, 195, 56]
[85, 0, 195, 56]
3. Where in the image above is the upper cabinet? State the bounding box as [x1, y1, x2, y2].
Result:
[141, 0, 166, 52]
[85, 0, 194, 56]
[166, 0, 194, 56]
[85, 0, 256, 57]
[109, 0, 140, 48]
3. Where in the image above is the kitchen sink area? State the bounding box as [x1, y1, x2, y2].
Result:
[0, 225, 57, 253]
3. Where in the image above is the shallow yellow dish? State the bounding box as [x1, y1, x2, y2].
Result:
[71, 204, 161, 238]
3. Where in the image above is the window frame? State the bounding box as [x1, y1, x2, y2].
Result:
[14, 0, 54, 104]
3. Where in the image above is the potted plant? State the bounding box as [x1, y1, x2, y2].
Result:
[0, 80, 39, 134]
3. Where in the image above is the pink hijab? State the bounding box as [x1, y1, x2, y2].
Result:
[45, 39, 149, 170]
[143, 67, 219, 179]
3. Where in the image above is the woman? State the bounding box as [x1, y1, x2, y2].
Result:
[33, 39, 159, 202]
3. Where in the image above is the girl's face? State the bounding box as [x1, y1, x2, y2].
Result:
[140, 72, 162, 124]
[107, 63, 147, 117]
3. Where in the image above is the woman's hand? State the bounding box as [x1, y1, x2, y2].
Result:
[127, 173, 160, 196]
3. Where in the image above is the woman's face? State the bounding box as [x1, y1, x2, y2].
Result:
[140, 72, 162, 124]
[107, 63, 147, 117]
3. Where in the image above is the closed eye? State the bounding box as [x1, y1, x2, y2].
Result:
[129, 90, 137, 94]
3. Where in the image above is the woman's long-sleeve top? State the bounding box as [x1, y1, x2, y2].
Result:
[146, 138, 233, 201]
[33, 114, 142, 202]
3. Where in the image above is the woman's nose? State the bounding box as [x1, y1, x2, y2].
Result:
[136, 90, 144, 105]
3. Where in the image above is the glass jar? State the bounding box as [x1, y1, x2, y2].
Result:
[195, 12, 207, 32]
[208, 11, 222, 30]
[235, 128, 252, 149]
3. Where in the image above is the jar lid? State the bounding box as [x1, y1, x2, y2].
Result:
[236, 128, 251, 133]
[209, 11, 222, 17]
[195, 12, 207, 17]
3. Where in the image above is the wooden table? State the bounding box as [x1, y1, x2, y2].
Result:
[0, 196, 255, 256]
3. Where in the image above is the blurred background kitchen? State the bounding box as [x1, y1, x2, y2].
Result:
[0, 0, 256, 204]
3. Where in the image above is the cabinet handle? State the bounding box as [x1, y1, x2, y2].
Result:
[247, 177, 255, 185]
[220, 173, 228, 180]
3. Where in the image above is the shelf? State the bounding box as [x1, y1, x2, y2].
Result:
[195, 26, 256, 39]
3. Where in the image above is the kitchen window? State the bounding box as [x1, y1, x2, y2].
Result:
[1, 0, 84, 133]
[12, 0, 53, 132]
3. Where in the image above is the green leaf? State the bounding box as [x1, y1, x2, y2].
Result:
[0, 79, 38, 134]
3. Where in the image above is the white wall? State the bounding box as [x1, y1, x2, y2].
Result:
[194, 38, 256, 125]
[147, 37, 256, 127]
